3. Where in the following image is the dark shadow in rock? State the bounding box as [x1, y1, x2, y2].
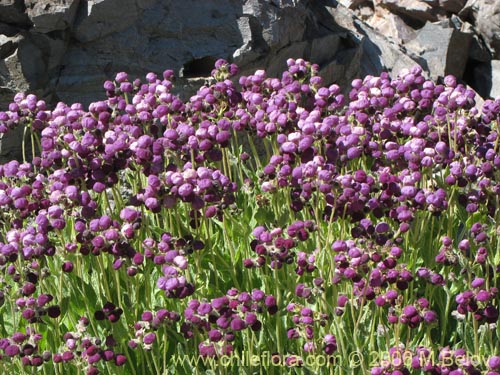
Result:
[464, 59, 492, 99]
[181, 56, 218, 78]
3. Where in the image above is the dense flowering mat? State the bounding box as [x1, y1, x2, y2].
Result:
[0, 58, 499, 374]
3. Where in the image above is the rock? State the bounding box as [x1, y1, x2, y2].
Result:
[467, 60, 500, 100]
[242, 0, 308, 49]
[25, 0, 80, 33]
[375, 0, 439, 25]
[0, 123, 31, 164]
[233, 15, 270, 66]
[0, 33, 54, 109]
[356, 20, 426, 78]
[489, 60, 500, 99]
[0, 34, 19, 59]
[405, 19, 472, 79]
[317, 36, 364, 90]
[327, 4, 425, 77]
[439, 0, 466, 13]
[367, 5, 416, 42]
[466, 61, 491, 99]
[0, 0, 31, 26]
[460, 0, 500, 59]
[0, 0, 498, 118]
[73, 0, 139, 43]
[338, 0, 370, 10]
[467, 2, 500, 56]
[0, 22, 20, 37]
[357, 5, 374, 21]
[310, 34, 344, 67]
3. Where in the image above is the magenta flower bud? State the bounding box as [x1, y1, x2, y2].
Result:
[47, 305, 61, 318]
[37, 294, 53, 307]
[62, 262, 74, 273]
[390, 247, 402, 258]
[423, 310, 437, 323]
[287, 328, 299, 339]
[403, 305, 418, 317]
[216, 316, 230, 329]
[143, 333, 156, 345]
[120, 208, 139, 222]
[178, 183, 193, 198]
[141, 311, 153, 322]
[173, 255, 188, 270]
[281, 141, 297, 154]
[11, 332, 26, 343]
[62, 351, 74, 361]
[128, 340, 138, 349]
[208, 329, 222, 342]
[211, 296, 228, 310]
[332, 240, 347, 252]
[230, 318, 246, 331]
[244, 313, 257, 326]
[476, 290, 490, 302]
[101, 350, 114, 362]
[347, 147, 362, 159]
[443, 75, 456, 87]
[251, 289, 265, 301]
[132, 253, 144, 265]
[458, 239, 470, 252]
[103, 80, 115, 91]
[484, 305, 499, 322]
[22, 309, 36, 320]
[197, 302, 212, 315]
[304, 341, 315, 352]
[301, 307, 313, 316]
[471, 278, 485, 288]
[22, 282, 36, 296]
[5, 344, 20, 357]
[115, 72, 128, 83]
[489, 356, 500, 370]
[337, 295, 348, 307]
[375, 222, 390, 234]
[85, 351, 100, 364]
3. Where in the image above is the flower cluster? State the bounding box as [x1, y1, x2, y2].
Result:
[455, 282, 499, 323]
[181, 289, 277, 357]
[0, 328, 48, 367]
[53, 317, 126, 375]
[245, 221, 316, 270]
[0, 57, 499, 373]
[129, 309, 180, 350]
[142, 232, 202, 298]
[285, 302, 333, 355]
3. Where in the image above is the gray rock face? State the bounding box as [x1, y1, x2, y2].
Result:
[461, 0, 500, 59]
[25, 0, 80, 33]
[405, 19, 472, 79]
[0, 0, 31, 26]
[439, 0, 466, 14]
[375, 0, 439, 24]
[0, 0, 500, 162]
[491, 60, 500, 99]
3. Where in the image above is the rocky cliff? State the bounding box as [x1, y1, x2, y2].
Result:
[1, 0, 499, 161]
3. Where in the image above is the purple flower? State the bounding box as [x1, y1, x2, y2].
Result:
[230, 318, 246, 331]
[5, 344, 20, 357]
[120, 207, 139, 223]
[143, 333, 156, 345]
[489, 356, 500, 370]
[115, 354, 127, 366]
